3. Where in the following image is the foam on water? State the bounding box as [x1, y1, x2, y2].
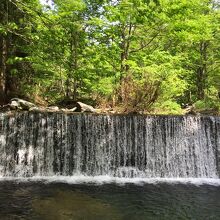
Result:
[0, 176, 220, 186]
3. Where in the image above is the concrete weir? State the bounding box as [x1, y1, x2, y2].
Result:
[0, 112, 219, 178]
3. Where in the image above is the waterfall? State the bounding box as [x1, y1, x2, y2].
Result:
[0, 112, 219, 178]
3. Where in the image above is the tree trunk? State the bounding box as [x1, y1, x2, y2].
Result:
[0, 36, 7, 104]
[0, 0, 8, 104]
[120, 26, 126, 80]
[65, 76, 71, 98]
[65, 30, 78, 101]
[197, 67, 205, 100]
[119, 23, 133, 103]
[73, 32, 78, 101]
[120, 23, 132, 80]
[197, 41, 208, 100]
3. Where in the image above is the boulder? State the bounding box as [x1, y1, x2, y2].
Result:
[76, 102, 96, 113]
[61, 107, 77, 113]
[1, 98, 97, 114]
[56, 99, 96, 113]
[10, 98, 36, 110]
[10, 100, 21, 110]
[46, 106, 60, 112]
[29, 106, 46, 113]
[184, 106, 197, 115]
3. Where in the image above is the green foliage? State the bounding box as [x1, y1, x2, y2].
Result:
[153, 100, 183, 115]
[0, 0, 219, 113]
[194, 99, 220, 111]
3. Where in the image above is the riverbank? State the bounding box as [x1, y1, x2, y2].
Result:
[0, 98, 219, 116]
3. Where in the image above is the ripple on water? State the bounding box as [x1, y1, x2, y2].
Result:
[0, 180, 219, 220]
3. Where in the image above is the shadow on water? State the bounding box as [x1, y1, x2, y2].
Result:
[0, 181, 220, 220]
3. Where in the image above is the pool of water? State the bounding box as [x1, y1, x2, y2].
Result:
[0, 180, 220, 220]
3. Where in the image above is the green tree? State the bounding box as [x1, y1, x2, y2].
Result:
[0, 0, 41, 104]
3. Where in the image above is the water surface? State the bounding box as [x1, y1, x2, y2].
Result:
[0, 180, 220, 220]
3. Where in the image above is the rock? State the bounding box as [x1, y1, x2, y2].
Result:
[69, 107, 77, 112]
[61, 107, 77, 113]
[10, 100, 21, 110]
[0, 104, 11, 112]
[56, 99, 96, 113]
[184, 106, 198, 115]
[30, 106, 78, 113]
[1, 98, 96, 114]
[76, 102, 96, 113]
[10, 98, 36, 110]
[29, 106, 46, 112]
[46, 106, 59, 111]
[30, 106, 61, 113]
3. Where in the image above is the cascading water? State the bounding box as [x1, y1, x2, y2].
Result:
[0, 112, 219, 179]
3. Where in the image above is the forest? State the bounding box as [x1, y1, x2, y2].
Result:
[0, 0, 220, 114]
